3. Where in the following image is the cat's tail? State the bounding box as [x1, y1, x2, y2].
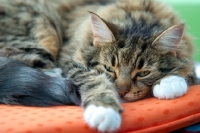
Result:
[0, 57, 81, 106]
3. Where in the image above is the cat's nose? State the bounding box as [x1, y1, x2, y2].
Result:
[118, 90, 129, 97]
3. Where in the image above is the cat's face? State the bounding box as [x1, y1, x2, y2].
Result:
[99, 44, 155, 101]
[97, 41, 174, 101]
[90, 12, 184, 101]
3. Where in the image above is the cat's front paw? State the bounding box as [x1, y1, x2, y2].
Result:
[84, 105, 121, 132]
[153, 75, 188, 99]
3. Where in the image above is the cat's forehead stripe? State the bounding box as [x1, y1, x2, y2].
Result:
[137, 58, 144, 70]
[111, 56, 116, 66]
[116, 13, 160, 42]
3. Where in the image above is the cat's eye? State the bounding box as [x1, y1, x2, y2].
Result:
[136, 71, 150, 77]
[104, 65, 115, 73]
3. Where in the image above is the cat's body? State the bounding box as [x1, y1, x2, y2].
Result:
[0, 0, 196, 132]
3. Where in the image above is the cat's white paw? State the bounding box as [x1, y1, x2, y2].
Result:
[43, 68, 63, 78]
[84, 105, 121, 132]
[153, 75, 188, 99]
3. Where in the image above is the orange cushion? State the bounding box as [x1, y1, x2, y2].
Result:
[0, 85, 200, 133]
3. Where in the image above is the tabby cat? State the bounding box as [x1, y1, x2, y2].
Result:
[0, 0, 196, 132]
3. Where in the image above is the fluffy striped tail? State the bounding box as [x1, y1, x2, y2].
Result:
[0, 57, 80, 106]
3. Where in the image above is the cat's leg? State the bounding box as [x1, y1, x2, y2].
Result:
[80, 74, 122, 132]
[31, 8, 62, 61]
[61, 61, 122, 132]
[0, 57, 80, 106]
[82, 73, 122, 132]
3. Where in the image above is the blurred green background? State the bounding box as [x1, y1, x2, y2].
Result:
[159, 0, 200, 61]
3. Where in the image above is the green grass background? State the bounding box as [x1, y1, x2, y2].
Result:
[159, 0, 200, 61]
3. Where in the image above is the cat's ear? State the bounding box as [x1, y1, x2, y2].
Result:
[152, 24, 185, 55]
[90, 12, 116, 46]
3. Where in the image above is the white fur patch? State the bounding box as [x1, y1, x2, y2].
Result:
[153, 75, 188, 99]
[195, 62, 200, 79]
[84, 105, 121, 132]
[43, 68, 63, 78]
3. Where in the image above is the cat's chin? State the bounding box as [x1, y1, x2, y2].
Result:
[119, 98, 137, 103]
[119, 94, 153, 103]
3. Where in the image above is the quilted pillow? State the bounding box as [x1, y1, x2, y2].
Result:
[0, 85, 200, 133]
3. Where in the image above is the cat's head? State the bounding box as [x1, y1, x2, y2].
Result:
[89, 12, 185, 102]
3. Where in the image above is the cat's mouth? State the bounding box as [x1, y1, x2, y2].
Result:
[118, 89, 152, 102]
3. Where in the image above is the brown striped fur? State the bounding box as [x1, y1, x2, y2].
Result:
[0, 0, 196, 113]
